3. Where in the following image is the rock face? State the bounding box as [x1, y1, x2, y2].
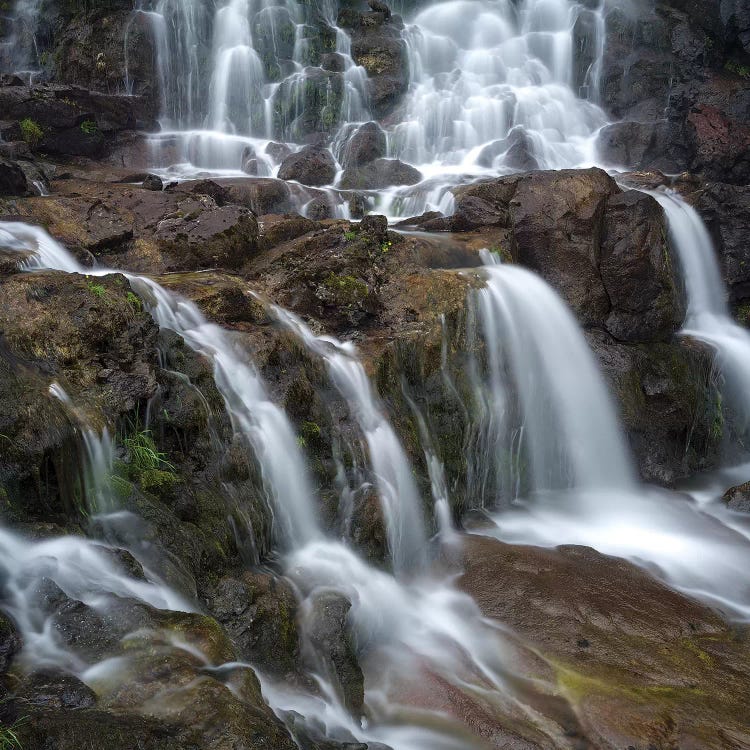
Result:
[338, 121, 388, 169]
[340, 158, 422, 190]
[458, 535, 750, 749]
[596, 0, 750, 183]
[278, 146, 338, 186]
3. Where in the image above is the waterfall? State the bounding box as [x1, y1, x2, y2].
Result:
[0, 221, 321, 550]
[271, 306, 428, 574]
[0, 0, 43, 78]
[469, 253, 636, 503]
[649, 190, 750, 432]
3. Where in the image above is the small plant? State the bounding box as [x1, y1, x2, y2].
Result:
[19, 118, 43, 146]
[80, 119, 98, 135]
[126, 291, 142, 311]
[0, 717, 27, 750]
[86, 280, 106, 298]
[725, 60, 750, 79]
[343, 230, 357, 242]
[380, 240, 393, 253]
[122, 429, 175, 475]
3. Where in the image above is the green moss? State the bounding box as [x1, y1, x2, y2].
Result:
[140, 469, 180, 499]
[79, 119, 98, 135]
[87, 281, 106, 298]
[725, 60, 750, 79]
[343, 230, 357, 241]
[323, 273, 369, 305]
[19, 118, 43, 145]
[126, 291, 142, 311]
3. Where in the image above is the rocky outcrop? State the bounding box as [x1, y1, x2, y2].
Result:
[597, 0, 750, 183]
[339, 9, 409, 119]
[340, 157, 422, 190]
[278, 146, 338, 187]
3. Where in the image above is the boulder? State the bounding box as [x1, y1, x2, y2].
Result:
[278, 146, 338, 187]
[141, 174, 163, 192]
[339, 158, 422, 190]
[723, 481, 750, 512]
[339, 122, 387, 169]
[304, 591, 364, 717]
[600, 190, 683, 342]
[0, 158, 33, 196]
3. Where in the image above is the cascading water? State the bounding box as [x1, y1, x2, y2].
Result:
[467, 255, 750, 619]
[0, 0, 43, 79]
[271, 306, 429, 574]
[0, 218, 587, 749]
[649, 190, 750, 433]
[467, 253, 637, 504]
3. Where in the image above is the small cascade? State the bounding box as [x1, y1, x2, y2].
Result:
[272, 306, 428, 574]
[0, 0, 43, 78]
[389, 0, 607, 171]
[468, 253, 636, 504]
[649, 190, 750, 432]
[0, 220, 320, 551]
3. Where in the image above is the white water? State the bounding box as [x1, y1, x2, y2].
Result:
[272, 306, 428, 574]
[469, 254, 636, 502]
[468, 256, 750, 619]
[0, 220, 320, 550]
[0, 219, 582, 749]
[649, 190, 750, 432]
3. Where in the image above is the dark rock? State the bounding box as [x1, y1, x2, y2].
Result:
[340, 158, 421, 190]
[209, 571, 301, 677]
[601, 190, 683, 342]
[723, 481, 750, 512]
[0, 613, 21, 673]
[266, 141, 293, 163]
[18, 669, 97, 709]
[359, 213, 389, 240]
[304, 592, 364, 717]
[339, 122, 387, 169]
[278, 146, 338, 187]
[321, 53, 346, 73]
[306, 195, 334, 220]
[0, 158, 32, 196]
[261, 214, 318, 248]
[348, 193, 368, 219]
[142, 174, 163, 192]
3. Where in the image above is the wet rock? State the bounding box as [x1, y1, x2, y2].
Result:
[142, 174, 163, 192]
[304, 592, 364, 716]
[0, 158, 33, 196]
[223, 178, 293, 215]
[692, 181, 750, 306]
[306, 195, 334, 220]
[600, 190, 683, 342]
[723, 481, 750, 513]
[348, 192, 368, 219]
[278, 146, 338, 187]
[340, 158, 422, 190]
[209, 571, 301, 677]
[321, 52, 346, 73]
[17, 669, 97, 709]
[339, 122, 387, 169]
[0, 613, 21, 674]
[266, 141, 293, 164]
[261, 214, 318, 248]
[459, 534, 750, 749]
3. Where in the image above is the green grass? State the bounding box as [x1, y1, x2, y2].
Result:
[126, 291, 142, 311]
[79, 119, 98, 135]
[86, 281, 106, 298]
[343, 230, 357, 242]
[19, 118, 43, 146]
[0, 717, 27, 750]
[122, 429, 175, 475]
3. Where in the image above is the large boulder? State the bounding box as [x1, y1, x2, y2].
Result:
[278, 146, 338, 187]
[339, 121, 387, 169]
[340, 158, 422, 190]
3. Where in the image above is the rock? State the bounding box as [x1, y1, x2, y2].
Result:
[0, 613, 21, 674]
[266, 141, 293, 163]
[348, 192, 368, 219]
[692, 181, 750, 306]
[723, 481, 750, 512]
[261, 214, 318, 248]
[304, 592, 364, 717]
[17, 669, 97, 709]
[339, 158, 422, 190]
[600, 190, 683, 342]
[142, 174, 163, 192]
[209, 571, 301, 677]
[367, 0, 392, 19]
[0, 158, 32, 196]
[458, 534, 750, 748]
[339, 122, 387, 169]
[305, 196, 334, 221]
[278, 146, 338, 187]
[321, 52, 346, 73]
